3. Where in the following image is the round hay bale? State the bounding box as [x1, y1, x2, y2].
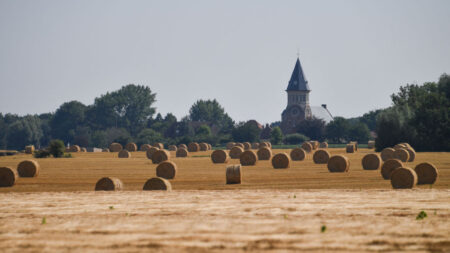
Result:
[234, 143, 245, 149]
[271, 153, 291, 169]
[240, 150, 257, 166]
[199, 143, 208, 151]
[17, 159, 40, 177]
[125, 142, 137, 152]
[257, 147, 272, 160]
[405, 148, 416, 162]
[188, 142, 200, 152]
[25, 145, 35, 154]
[156, 161, 177, 179]
[153, 143, 164, 149]
[313, 150, 330, 164]
[362, 153, 382, 170]
[140, 144, 152, 151]
[208, 144, 213, 150]
[290, 148, 306, 161]
[81, 147, 87, 152]
[310, 141, 319, 150]
[319, 142, 328, 149]
[176, 148, 189, 157]
[118, 150, 130, 158]
[251, 142, 259, 149]
[102, 148, 110, 152]
[109, 143, 123, 152]
[229, 146, 244, 159]
[367, 140, 375, 149]
[301, 142, 313, 153]
[393, 148, 410, 162]
[146, 147, 159, 159]
[226, 142, 235, 150]
[226, 165, 241, 184]
[350, 141, 358, 151]
[394, 143, 408, 150]
[69, 145, 81, 152]
[168, 145, 178, 151]
[346, 144, 355, 153]
[381, 159, 403, 180]
[259, 142, 270, 149]
[95, 177, 123, 191]
[178, 144, 188, 150]
[390, 167, 417, 189]
[143, 177, 172, 191]
[243, 142, 251, 150]
[380, 148, 395, 161]
[327, 155, 350, 172]
[0, 167, 18, 187]
[414, 162, 438, 185]
[267, 142, 272, 148]
[152, 150, 170, 164]
[211, 150, 229, 163]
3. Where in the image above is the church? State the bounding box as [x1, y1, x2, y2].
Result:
[280, 58, 333, 134]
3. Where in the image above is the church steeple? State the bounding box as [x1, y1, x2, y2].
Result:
[286, 58, 310, 91]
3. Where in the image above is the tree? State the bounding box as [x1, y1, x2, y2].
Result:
[50, 101, 87, 143]
[270, 127, 283, 145]
[376, 73, 450, 151]
[105, 128, 131, 146]
[348, 122, 370, 143]
[375, 105, 416, 151]
[325, 117, 350, 143]
[90, 84, 156, 135]
[296, 117, 326, 141]
[189, 99, 234, 133]
[48, 139, 65, 158]
[232, 122, 261, 142]
[136, 128, 163, 145]
[6, 115, 43, 150]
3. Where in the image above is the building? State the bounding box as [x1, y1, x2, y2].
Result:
[280, 58, 333, 134]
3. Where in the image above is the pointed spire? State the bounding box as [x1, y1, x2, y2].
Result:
[286, 57, 310, 91]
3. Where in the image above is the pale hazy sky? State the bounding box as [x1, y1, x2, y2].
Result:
[1, 0, 449, 124]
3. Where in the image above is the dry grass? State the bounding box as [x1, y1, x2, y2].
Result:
[0, 148, 449, 192]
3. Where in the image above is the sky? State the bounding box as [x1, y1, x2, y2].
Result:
[0, 0, 449, 125]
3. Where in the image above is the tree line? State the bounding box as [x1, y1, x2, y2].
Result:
[0, 73, 448, 151]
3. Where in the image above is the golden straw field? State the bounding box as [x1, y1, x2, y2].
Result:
[0, 148, 449, 252]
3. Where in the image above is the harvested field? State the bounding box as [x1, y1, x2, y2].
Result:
[0, 148, 449, 252]
[0, 148, 449, 191]
[0, 190, 449, 252]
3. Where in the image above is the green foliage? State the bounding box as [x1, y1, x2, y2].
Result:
[296, 117, 326, 141]
[270, 127, 283, 145]
[377, 74, 450, 151]
[348, 122, 370, 143]
[189, 99, 234, 134]
[50, 101, 87, 143]
[416, 210, 427, 220]
[6, 115, 43, 150]
[109, 206, 114, 210]
[325, 117, 350, 143]
[33, 150, 51, 158]
[321, 225, 327, 233]
[90, 84, 156, 135]
[375, 106, 416, 151]
[136, 128, 162, 145]
[283, 133, 309, 145]
[41, 217, 46, 225]
[48, 139, 66, 158]
[232, 122, 261, 143]
[105, 127, 131, 146]
[91, 130, 108, 148]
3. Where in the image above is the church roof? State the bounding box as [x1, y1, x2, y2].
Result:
[286, 58, 310, 91]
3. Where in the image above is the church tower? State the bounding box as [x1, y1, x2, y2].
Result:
[280, 57, 312, 134]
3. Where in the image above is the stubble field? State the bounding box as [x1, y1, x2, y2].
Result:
[0, 148, 449, 252]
